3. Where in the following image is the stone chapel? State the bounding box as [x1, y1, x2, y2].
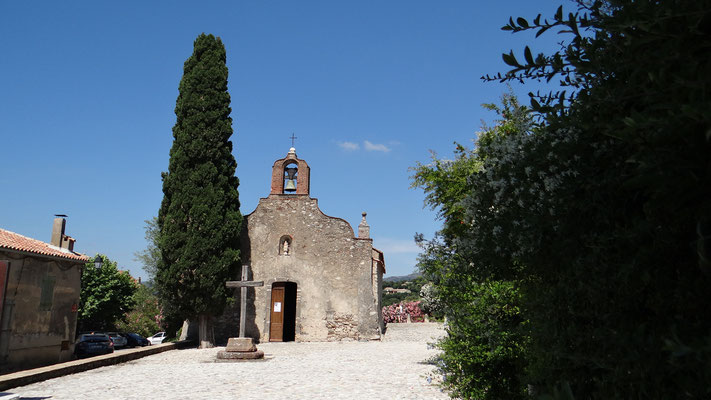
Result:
[215, 147, 385, 343]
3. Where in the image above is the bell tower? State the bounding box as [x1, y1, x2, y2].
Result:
[270, 147, 311, 196]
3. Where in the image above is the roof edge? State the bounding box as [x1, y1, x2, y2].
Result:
[0, 246, 89, 263]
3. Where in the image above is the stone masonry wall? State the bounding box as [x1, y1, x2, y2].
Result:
[324, 312, 359, 341]
[0, 251, 82, 372]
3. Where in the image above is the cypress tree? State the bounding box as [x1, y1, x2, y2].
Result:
[157, 33, 241, 348]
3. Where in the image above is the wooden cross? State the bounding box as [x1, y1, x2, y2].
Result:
[226, 265, 264, 338]
[290, 133, 297, 147]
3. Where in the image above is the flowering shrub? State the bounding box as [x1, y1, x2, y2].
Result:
[419, 283, 442, 317]
[382, 301, 424, 323]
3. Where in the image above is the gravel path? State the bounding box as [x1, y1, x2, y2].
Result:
[10, 323, 448, 400]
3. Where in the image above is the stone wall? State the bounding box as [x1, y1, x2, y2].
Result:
[0, 251, 82, 373]
[324, 312, 359, 341]
[372, 249, 385, 334]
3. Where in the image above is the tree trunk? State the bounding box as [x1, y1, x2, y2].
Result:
[198, 314, 214, 348]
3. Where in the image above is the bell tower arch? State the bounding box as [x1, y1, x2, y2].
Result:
[270, 147, 311, 196]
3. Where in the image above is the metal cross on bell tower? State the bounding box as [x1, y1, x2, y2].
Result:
[289, 133, 297, 147]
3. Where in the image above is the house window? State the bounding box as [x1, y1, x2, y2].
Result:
[39, 275, 56, 311]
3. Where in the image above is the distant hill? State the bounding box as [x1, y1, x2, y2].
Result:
[383, 272, 422, 283]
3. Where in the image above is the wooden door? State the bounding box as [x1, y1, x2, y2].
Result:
[270, 284, 285, 342]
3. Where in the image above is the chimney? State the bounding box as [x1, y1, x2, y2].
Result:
[51, 217, 66, 247]
[51, 216, 76, 251]
[62, 235, 76, 252]
[358, 212, 370, 239]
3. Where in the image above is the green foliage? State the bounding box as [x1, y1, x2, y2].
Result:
[383, 275, 427, 291]
[157, 33, 242, 325]
[411, 144, 480, 240]
[416, 0, 711, 396]
[413, 93, 532, 399]
[436, 280, 528, 399]
[78, 254, 138, 332]
[382, 292, 420, 307]
[133, 217, 160, 280]
[382, 276, 427, 307]
[469, 1, 711, 397]
[115, 284, 162, 337]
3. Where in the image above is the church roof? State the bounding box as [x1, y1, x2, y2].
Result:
[0, 228, 89, 262]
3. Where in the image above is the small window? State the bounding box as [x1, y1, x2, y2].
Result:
[39, 275, 56, 311]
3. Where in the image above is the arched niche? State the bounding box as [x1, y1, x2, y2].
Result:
[279, 235, 293, 256]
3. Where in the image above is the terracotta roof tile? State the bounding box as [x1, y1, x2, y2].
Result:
[0, 228, 90, 262]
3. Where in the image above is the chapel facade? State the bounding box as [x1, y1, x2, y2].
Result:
[214, 148, 385, 343]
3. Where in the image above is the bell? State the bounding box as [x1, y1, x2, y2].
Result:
[285, 167, 298, 180]
[284, 167, 298, 192]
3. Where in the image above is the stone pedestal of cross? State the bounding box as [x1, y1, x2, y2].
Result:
[216, 265, 265, 361]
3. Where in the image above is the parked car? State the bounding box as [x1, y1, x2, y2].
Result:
[148, 331, 167, 345]
[75, 333, 114, 358]
[123, 332, 150, 347]
[106, 332, 127, 348]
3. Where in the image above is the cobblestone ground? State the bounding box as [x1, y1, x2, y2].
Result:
[11, 323, 448, 400]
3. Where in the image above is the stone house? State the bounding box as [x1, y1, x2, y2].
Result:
[215, 148, 385, 343]
[0, 218, 88, 373]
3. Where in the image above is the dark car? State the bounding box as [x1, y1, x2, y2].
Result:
[75, 333, 114, 358]
[123, 332, 150, 347]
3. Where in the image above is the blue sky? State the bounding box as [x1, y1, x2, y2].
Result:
[0, 1, 565, 280]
